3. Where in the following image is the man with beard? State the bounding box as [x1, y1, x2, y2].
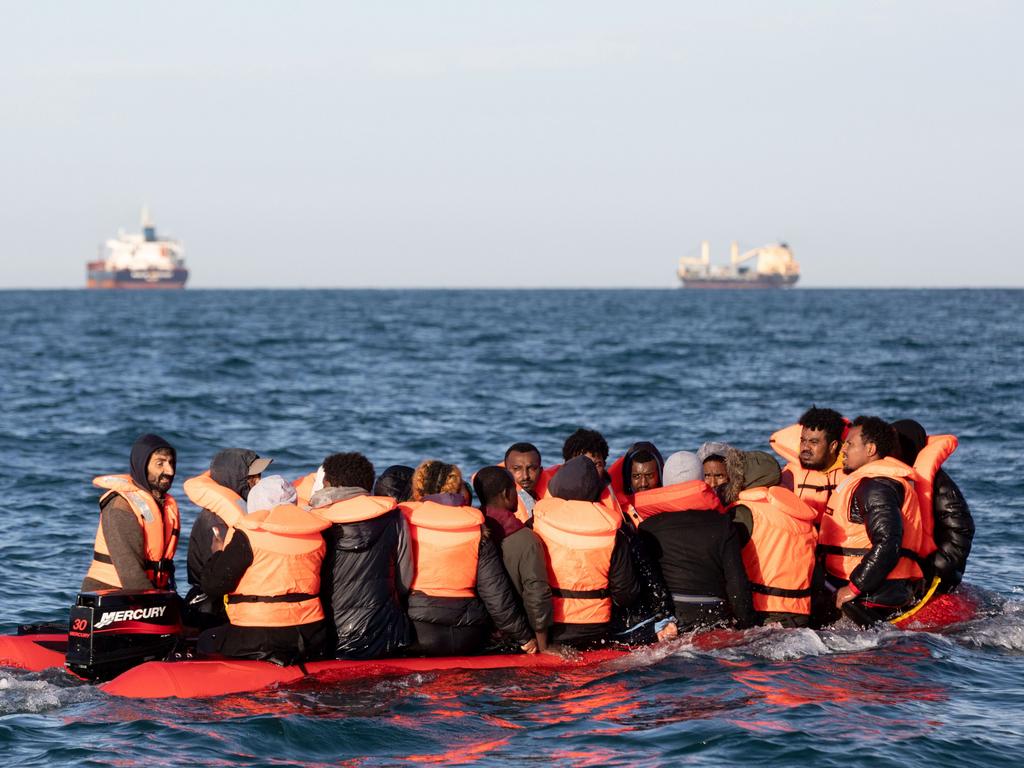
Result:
[82, 434, 180, 592]
[772, 407, 847, 523]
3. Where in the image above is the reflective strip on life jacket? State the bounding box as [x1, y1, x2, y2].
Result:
[732, 486, 817, 615]
[86, 475, 180, 589]
[226, 504, 329, 627]
[400, 501, 482, 599]
[819, 457, 928, 583]
[312, 495, 396, 524]
[532, 497, 620, 625]
[182, 471, 247, 528]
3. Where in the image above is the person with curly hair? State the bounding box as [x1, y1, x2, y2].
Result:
[401, 460, 535, 656]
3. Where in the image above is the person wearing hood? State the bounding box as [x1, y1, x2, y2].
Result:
[373, 465, 415, 502]
[82, 433, 180, 592]
[893, 419, 974, 594]
[605, 441, 678, 645]
[634, 451, 755, 632]
[309, 452, 413, 659]
[474, 465, 553, 652]
[538, 429, 620, 513]
[197, 478, 330, 663]
[532, 456, 640, 648]
[400, 460, 535, 656]
[728, 451, 818, 627]
[182, 448, 273, 626]
[697, 441, 744, 507]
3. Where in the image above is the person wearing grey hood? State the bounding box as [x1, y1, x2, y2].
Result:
[310, 452, 413, 659]
[634, 451, 754, 632]
[183, 448, 273, 627]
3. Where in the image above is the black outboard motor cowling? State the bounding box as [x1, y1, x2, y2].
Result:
[66, 590, 183, 681]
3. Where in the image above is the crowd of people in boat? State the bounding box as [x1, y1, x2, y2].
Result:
[80, 407, 975, 663]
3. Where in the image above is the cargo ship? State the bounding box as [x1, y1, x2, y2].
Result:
[678, 241, 799, 289]
[86, 207, 188, 289]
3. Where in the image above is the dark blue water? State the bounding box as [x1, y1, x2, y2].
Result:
[1, 289, 1022, 766]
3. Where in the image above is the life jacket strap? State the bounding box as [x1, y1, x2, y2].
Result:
[750, 583, 812, 599]
[797, 483, 837, 493]
[226, 592, 319, 604]
[817, 544, 871, 557]
[551, 587, 610, 600]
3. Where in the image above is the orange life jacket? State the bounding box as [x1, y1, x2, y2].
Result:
[539, 463, 623, 518]
[399, 501, 482, 598]
[631, 480, 723, 521]
[86, 475, 180, 589]
[532, 496, 621, 624]
[730, 487, 817, 615]
[910, 434, 957, 547]
[819, 457, 930, 583]
[312, 494, 397, 524]
[225, 504, 329, 628]
[182, 471, 247, 528]
[770, 423, 844, 522]
[293, 471, 318, 507]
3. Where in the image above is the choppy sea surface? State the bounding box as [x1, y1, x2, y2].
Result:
[1, 288, 1022, 767]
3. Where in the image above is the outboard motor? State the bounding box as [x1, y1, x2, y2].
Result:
[66, 590, 183, 681]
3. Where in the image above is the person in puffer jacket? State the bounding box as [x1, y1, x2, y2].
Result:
[309, 452, 413, 660]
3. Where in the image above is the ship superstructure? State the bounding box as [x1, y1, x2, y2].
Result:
[86, 207, 188, 289]
[678, 241, 799, 289]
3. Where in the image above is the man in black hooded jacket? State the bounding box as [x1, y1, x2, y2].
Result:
[893, 419, 975, 594]
[82, 433, 178, 592]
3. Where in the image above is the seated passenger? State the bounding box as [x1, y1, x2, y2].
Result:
[82, 433, 179, 593]
[373, 465, 415, 502]
[473, 466, 553, 652]
[893, 419, 974, 595]
[197, 493, 330, 663]
[697, 441, 741, 506]
[183, 448, 273, 625]
[607, 442, 678, 644]
[728, 451, 817, 628]
[502, 442, 544, 521]
[635, 452, 754, 632]
[400, 461, 535, 657]
[770, 407, 847, 522]
[820, 416, 932, 626]
[309, 452, 413, 660]
[533, 456, 640, 649]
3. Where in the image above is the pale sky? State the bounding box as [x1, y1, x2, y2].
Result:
[1, 1, 1020, 288]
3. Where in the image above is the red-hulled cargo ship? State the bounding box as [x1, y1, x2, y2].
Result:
[87, 207, 188, 289]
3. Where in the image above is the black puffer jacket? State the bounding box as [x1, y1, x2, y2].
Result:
[312, 487, 413, 660]
[893, 419, 975, 593]
[845, 477, 917, 607]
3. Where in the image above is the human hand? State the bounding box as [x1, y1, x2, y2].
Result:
[520, 638, 539, 654]
[656, 622, 679, 642]
[835, 585, 857, 608]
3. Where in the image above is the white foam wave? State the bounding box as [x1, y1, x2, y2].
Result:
[0, 669, 94, 714]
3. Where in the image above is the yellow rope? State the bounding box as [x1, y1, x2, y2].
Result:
[890, 576, 942, 626]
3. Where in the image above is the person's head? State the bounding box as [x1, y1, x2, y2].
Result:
[130, 434, 176, 500]
[663, 451, 703, 485]
[548, 455, 602, 502]
[843, 416, 898, 472]
[247, 475, 298, 514]
[473, 466, 518, 512]
[373, 465, 414, 502]
[702, 455, 729, 490]
[740, 451, 782, 491]
[210, 448, 273, 501]
[504, 442, 542, 495]
[411, 460, 464, 501]
[629, 450, 661, 493]
[562, 428, 609, 476]
[892, 419, 928, 465]
[322, 452, 375, 492]
[797, 406, 846, 470]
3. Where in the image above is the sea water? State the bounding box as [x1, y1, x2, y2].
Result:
[0, 289, 1022, 766]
